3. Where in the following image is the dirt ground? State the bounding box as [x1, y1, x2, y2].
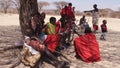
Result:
[0, 14, 120, 68]
[0, 26, 120, 68]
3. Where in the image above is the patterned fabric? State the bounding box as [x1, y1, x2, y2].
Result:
[21, 45, 41, 67]
[92, 11, 99, 25]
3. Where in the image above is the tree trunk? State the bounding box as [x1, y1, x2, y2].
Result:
[19, 0, 38, 36]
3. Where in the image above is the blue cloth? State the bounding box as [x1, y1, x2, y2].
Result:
[39, 33, 46, 41]
[83, 23, 89, 29]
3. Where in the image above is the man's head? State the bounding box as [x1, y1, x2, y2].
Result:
[29, 37, 45, 51]
[93, 4, 97, 8]
[73, 7, 75, 11]
[68, 3, 72, 6]
[50, 17, 56, 25]
[29, 37, 40, 47]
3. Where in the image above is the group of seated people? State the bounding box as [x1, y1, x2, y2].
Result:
[21, 12, 71, 68]
[20, 3, 101, 68]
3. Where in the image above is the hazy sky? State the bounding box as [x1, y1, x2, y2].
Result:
[38, 0, 120, 11]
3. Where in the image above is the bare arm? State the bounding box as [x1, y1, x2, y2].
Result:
[84, 8, 96, 13]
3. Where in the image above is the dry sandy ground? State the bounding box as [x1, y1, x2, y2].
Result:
[0, 14, 120, 32]
[0, 14, 120, 68]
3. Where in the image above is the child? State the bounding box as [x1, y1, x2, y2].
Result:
[100, 20, 107, 40]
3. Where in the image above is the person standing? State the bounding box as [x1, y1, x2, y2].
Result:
[67, 3, 75, 21]
[100, 20, 107, 40]
[84, 4, 99, 33]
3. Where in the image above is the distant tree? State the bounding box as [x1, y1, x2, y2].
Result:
[110, 11, 120, 18]
[12, 0, 20, 13]
[53, 1, 68, 11]
[85, 12, 91, 16]
[0, 0, 12, 14]
[119, 7, 120, 11]
[99, 8, 113, 17]
[19, 0, 38, 36]
[99, 9, 109, 17]
[38, 1, 49, 12]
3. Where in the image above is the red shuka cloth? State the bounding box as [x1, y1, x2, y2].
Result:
[60, 7, 67, 16]
[55, 21, 65, 34]
[74, 33, 101, 63]
[93, 25, 98, 31]
[67, 6, 75, 19]
[45, 35, 60, 53]
[55, 21, 61, 34]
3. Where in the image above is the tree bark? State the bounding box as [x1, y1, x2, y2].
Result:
[19, 0, 38, 36]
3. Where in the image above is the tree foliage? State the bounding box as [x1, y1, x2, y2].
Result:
[53, 1, 68, 11]
[119, 7, 120, 11]
[0, 0, 12, 13]
[99, 9, 110, 17]
[38, 1, 49, 11]
[12, 0, 20, 13]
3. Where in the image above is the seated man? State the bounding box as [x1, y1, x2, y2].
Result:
[21, 36, 41, 67]
[74, 27, 101, 63]
[39, 25, 61, 53]
[27, 37, 65, 68]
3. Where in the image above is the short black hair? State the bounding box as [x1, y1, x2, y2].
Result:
[103, 20, 106, 22]
[103, 20, 107, 24]
[50, 17, 56, 22]
[93, 4, 97, 7]
[68, 3, 72, 6]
